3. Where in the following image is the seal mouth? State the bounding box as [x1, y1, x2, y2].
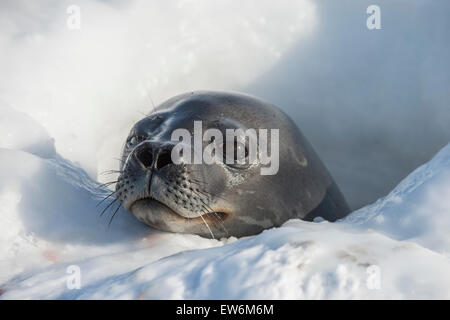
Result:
[130, 197, 229, 223]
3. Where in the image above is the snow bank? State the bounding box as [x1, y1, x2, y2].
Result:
[0, 0, 316, 177]
[0, 106, 55, 159]
[4, 221, 450, 300]
[0, 107, 223, 288]
[344, 146, 450, 256]
[0, 106, 449, 299]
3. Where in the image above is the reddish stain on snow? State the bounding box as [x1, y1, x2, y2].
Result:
[142, 233, 164, 247]
[42, 250, 59, 263]
[137, 291, 147, 300]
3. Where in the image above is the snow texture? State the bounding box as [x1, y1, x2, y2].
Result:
[1, 106, 450, 299]
[1, 0, 449, 300]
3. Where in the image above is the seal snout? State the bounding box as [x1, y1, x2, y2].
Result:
[117, 137, 226, 233]
[134, 141, 175, 171]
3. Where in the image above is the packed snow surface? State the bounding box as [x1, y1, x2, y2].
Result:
[1, 107, 450, 299]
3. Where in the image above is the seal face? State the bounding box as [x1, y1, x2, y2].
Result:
[116, 91, 350, 238]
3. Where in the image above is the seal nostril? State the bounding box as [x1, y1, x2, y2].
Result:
[156, 149, 173, 169]
[136, 148, 153, 168]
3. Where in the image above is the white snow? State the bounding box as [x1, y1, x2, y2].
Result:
[0, 0, 316, 178]
[1, 106, 450, 299]
[1, 0, 449, 300]
[344, 146, 450, 256]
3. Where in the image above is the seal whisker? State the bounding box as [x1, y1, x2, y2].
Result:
[97, 180, 120, 188]
[99, 170, 123, 176]
[108, 201, 122, 227]
[96, 190, 118, 207]
[99, 197, 119, 217]
[199, 212, 215, 239]
[200, 204, 229, 236]
[144, 90, 156, 113]
[211, 213, 228, 236]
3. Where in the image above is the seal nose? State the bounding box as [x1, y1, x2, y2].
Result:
[135, 142, 174, 170]
[135, 144, 154, 168]
[155, 148, 173, 169]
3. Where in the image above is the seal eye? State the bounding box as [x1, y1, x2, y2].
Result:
[220, 139, 249, 167]
[127, 135, 145, 148]
[234, 141, 248, 162]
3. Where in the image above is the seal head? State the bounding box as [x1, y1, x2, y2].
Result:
[116, 91, 350, 238]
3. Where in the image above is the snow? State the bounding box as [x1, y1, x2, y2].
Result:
[344, 146, 450, 256]
[1, 0, 449, 300]
[1, 106, 450, 299]
[0, 0, 316, 178]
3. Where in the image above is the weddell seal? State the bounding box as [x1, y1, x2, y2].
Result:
[115, 91, 350, 238]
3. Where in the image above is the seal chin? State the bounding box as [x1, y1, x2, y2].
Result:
[129, 197, 229, 233]
[130, 197, 186, 221]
